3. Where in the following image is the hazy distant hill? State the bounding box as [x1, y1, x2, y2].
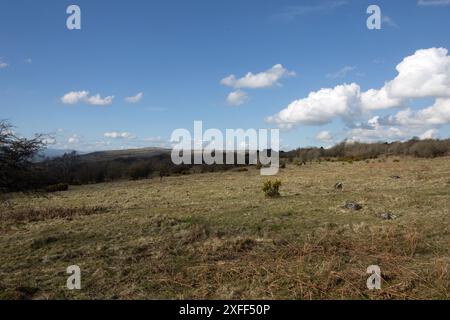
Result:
[36, 148, 77, 161]
[76, 147, 171, 162]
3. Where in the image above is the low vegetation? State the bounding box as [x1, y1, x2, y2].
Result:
[262, 180, 282, 197]
[0, 156, 449, 299]
[45, 183, 69, 193]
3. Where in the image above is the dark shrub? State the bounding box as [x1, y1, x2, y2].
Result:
[128, 162, 152, 180]
[45, 183, 69, 192]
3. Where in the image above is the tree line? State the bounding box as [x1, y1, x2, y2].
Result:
[2, 119, 450, 193]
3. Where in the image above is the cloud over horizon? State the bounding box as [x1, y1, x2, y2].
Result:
[104, 131, 133, 139]
[267, 47, 450, 142]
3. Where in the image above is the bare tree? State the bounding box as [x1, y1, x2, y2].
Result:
[0, 120, 46, 192]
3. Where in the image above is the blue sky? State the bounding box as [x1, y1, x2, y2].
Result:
[1, 0, 450, 151]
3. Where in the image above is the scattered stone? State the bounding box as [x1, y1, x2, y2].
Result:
[343, 201, 362, 211]
[390, 175, 401, 179]
[334, 182, 344, 190]
[380, 212, 398, 220]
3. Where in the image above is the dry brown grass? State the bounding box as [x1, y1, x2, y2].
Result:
[0, 206, 109, 225]
[0, 156, 449, 299]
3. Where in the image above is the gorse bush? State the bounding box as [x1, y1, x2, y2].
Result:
[262, 180, 281, 197]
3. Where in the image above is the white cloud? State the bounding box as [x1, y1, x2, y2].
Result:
[125, 92, 144, 103]
[418, 0, 450, 5]
[266, 83, 361, 127]
[268, 47, 450, 132]
[316, 131, 333, 142]
[326, 66, 356, 79]
[346, 112, 443, 143]
[68, 135, 79, 144]
[348, 126, 410, 143]
[0, 59, 9, 69]
[420, 129, 438, 140]
[85, 94, 114, 106]
[24, 58, 32, 64]
[61, 91, 89, 104]
[362, 47, 450, 110]
[226, 90, 248, 106]
[61, 91, 114, 106]
[143, 136, 163, 142]
[347, 116, 414, 143]
[221, 64, 295, 89]
[386, 47, 450, 99]
[382, 15, 398, 28]
[360, 87, 403, 110]
[393, 98, 450, 126]
[104, 131, 133, 139]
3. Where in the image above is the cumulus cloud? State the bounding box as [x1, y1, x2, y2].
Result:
[344, 112, 443, 143]
[360, 87, 404, 110]
[61, 91, 89, 104]
[346, 116, 417, 143]
[362, 47, 450, 110]
[386, 48, 450, 99]
[61, 91, 114, 106]
[104, 131, 133, 139]
[125, 92, 144, 103]
[266, 83, 361, 127]
[348, 126, 409, 143]
[226, 90, 248, 106]
[221, 64, 295, 89]
[85, 94, 114, 106]
[392, 98, 450, 127]
[268, 48, 450, 132]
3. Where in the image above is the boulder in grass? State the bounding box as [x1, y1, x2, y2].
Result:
[334, 182, 344, 191]
[380, 212, 398, 220]
[343, 201, 362, 211]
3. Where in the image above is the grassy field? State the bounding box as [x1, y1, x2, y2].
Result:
[0, 156, 449, 299]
